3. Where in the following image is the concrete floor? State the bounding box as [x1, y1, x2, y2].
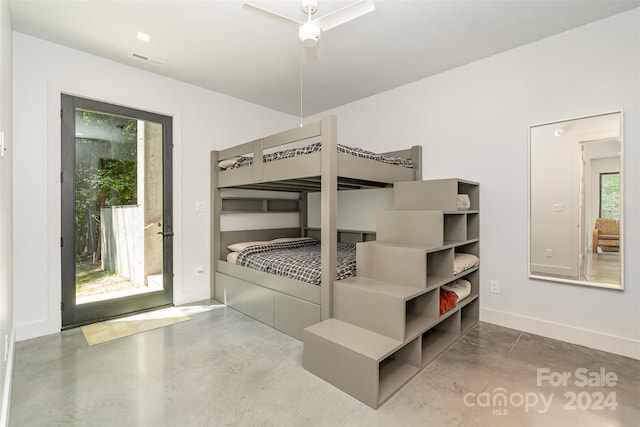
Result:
[9, 301, 640, 426]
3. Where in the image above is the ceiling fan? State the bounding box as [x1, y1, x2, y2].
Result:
[244, 0, 375, 59]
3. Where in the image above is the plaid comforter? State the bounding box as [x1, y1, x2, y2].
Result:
[235, 238, 356, 285]
[228, 142, 414, 170]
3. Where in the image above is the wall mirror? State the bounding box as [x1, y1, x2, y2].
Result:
[529, 112, 623, 289]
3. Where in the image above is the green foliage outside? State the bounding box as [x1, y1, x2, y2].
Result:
[75, 110, 138, 259]
[600, 173, 620, 219]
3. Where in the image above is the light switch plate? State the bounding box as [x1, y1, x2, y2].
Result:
[490, 280, 500, 294]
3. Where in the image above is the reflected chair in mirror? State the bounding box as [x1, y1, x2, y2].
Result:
[593, 218, 619, 253]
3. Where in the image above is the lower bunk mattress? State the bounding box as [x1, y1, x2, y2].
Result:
[227, 237, 356, 285]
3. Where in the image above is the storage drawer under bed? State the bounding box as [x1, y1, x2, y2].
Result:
[215, 272, 320, 340]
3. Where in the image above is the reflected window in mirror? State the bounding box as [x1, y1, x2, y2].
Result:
[599, 172, 620, 219]
[529, 112, 623, 289]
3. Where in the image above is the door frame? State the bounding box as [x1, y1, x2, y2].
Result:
[61, 94, 174, 328]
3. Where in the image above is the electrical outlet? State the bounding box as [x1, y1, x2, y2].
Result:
[545, 249, 553, 257]
[490, 280, 500, 294]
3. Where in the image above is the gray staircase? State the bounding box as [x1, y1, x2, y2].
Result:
[303, 179, 480, 409]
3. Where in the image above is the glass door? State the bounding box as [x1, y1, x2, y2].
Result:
[61, 95, 173, 328]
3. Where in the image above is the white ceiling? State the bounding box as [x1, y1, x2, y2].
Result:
[10, 0, 640, 117]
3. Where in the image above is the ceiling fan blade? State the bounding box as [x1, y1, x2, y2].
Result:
[243, 3, 302, 30]
[314, 0, 375, 31]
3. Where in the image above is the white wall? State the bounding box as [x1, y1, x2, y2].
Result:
[0, 0, 13, 422]
[312, 10, 639, 358]
[12, 32, 296, 341]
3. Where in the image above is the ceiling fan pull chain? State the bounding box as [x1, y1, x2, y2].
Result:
[300, 45, 304, 127]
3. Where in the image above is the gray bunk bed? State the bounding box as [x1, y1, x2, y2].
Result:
[210, 115, 422, 339]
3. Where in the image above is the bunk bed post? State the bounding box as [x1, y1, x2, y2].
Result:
[300, 192, 308, 238]
[211, 150, 221, 301]
[411, 145, 422, 180]
[320, 115, 338, 320]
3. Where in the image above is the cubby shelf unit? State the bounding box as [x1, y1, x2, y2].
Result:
[304, 178, 480, 409]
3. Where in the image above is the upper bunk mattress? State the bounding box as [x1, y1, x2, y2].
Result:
[234, 238, 356, 285]
[221, 142, 415, 170]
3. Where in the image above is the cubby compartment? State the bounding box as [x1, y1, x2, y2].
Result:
[405, 289, 439, 339]
[460, 298, 480, 334]
[426, 248, 454, 288]
[466, 212, 480, 240]
[458, 180, 479, 211]
[394, 178, 479, 212]
[221, 198, 265, 212]
[455, 240, 479, 257]
[458, 269, 479, 301]
[378, 337, 421, 405]
[306, 228, 376, 243]
[221, 197, 300, 213]
[267, 199, 299, 211]
[338, 230, 373, 244]
[421, 311, 461, 366]
[444, 213, 466, 244]
[453, 242, 479, 280]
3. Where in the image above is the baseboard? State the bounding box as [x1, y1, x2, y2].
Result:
[15, 286, 212, 341]
[173, 288, 211, 307]
[1, 328, 15, 427]
[480, 307, 640, 360]
[15, 319, 59, 342]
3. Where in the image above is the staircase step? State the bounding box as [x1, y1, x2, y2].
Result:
[337, 276, 425, 299]
[304, 318, 401, 361]
[356, 241, 433, 288]
[376, 210, 444, 247]
[334, 276, 439, 341]
[394, 178, 479, 211]
[303, 319, 405, 409]
[334, 277, 415, 341]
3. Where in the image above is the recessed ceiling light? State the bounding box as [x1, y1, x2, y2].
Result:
[137, 32, 151, 42]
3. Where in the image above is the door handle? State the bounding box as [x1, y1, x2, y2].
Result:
[157, 231, 174, 237]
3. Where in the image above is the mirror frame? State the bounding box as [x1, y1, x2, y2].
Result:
[528, 111, 624, 290]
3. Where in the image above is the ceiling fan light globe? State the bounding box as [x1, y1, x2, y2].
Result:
[299, 21, 321, 47]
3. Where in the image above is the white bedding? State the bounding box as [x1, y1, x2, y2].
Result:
[227, 252, 239, 264]
[441, 279, 472, 301]
[218, 142, 414, 170]
[453, 253, 479, 275]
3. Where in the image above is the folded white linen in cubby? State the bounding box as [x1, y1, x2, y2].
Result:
[441, 279, 472, 301]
